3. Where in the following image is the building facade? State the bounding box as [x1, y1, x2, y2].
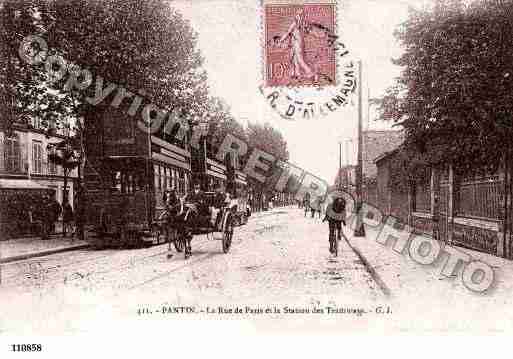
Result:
[0, 122, 78, 239]
[333, 165, 356, 192]
[376, 149, 512, 259]
[361, 130, 404, 206]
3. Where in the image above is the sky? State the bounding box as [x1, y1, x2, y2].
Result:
[171, 0, 432, 183]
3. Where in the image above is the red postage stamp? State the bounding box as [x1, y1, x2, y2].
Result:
[264, 1, 337, 87]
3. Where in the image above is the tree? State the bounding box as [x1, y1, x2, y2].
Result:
[43, 0, 209, 121]
[206, 97, 247, 156]
[246, 122, 289, 162]
[0, 0, 72, 133]
[374, 0, 513, 177]
[245, 121, 289, 209]
[47, 138, 80, 202]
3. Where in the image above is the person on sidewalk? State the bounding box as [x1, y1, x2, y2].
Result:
[48, 196, 62, 235]
[73, 187, 85, 241]
[39, 194, 53, 240]
[322, 196, 347, 254]
[62, 200, 74, 238]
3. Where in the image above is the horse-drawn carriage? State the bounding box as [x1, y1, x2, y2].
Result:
[152, 191, 234, 259]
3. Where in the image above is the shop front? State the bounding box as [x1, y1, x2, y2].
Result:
[0, 179, 52, 239]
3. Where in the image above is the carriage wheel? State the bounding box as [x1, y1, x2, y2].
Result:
[222, 215, 233, 254]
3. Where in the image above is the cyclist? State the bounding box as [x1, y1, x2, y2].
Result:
[322, 196, 346, 254]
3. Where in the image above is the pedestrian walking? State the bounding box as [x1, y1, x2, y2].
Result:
[74, 186, 85, 241]
[48, 195, 61, 235]
[310, 196, 320, 218]
[303, 193, 310, 217]
[62, 200, 74, 238]
[38, 194, 52, 240]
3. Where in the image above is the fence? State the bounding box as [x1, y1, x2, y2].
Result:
[408, 167, 506, 257]
[455, 178, 502, 220]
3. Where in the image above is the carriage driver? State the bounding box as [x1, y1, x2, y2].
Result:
[185, 183, 207, 213]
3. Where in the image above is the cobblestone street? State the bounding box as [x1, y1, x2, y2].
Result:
[0, 207, 386, 332]
[2, 207, 512, 333]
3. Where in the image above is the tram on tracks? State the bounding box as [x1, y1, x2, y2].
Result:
[82, 108, 193, 248]
[82, 111, 245, 253]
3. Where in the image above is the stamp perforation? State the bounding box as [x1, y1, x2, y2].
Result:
[260, 0, 345, 90]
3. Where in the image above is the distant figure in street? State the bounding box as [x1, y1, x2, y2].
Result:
[74, 186, 85, 241]
[314, 197, 324, 219]
[62, 200, 74, 238]
[39, 194, 54, 239]
[322, 196, 347, 254]
[311, 196, 323, 219]
[48, 195, 61, 235]
[303, 193, 310, 217]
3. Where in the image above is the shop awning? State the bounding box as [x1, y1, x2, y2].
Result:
[0, 179, 50, 190]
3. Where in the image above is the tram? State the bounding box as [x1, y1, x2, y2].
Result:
[191, 143, 251, 227]
[82, 110, 191, 248]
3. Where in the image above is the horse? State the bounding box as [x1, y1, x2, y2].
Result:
[167, 199, 210, 259]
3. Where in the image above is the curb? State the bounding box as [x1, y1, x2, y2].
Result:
[342, 236, 392, 297]
[0, 244, 90, 264]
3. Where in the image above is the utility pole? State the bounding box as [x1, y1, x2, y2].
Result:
[367, 87, 371, 131]
[338, 141, 342, 190]
[354, 60, 365, 237]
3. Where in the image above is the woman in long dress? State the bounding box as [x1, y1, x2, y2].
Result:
[279, 10, 316, 81]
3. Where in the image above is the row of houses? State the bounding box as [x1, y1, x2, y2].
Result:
[0, 121, 78, 239]
[337, 129, 511, 259]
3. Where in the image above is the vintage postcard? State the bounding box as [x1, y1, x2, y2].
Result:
[1, 0, 512, 355]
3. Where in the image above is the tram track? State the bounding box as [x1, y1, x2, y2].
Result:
[125, 227, 255, 290]
[0, 234, 230, 290]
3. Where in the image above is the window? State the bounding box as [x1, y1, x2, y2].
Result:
[159, 165, 164, 190]
[163, 167, 168, 190]
[173, 169, 178, 190]
[48, 146, 57, 174]
[32, 141, 43, 174]
[112, 170, 144, 194]
[165, 167, 171, 190]
[4, 136, 21, 173]
[32, 117, 42, 130]
[178, 169, 185, 196]
[154, 165, 160, 191]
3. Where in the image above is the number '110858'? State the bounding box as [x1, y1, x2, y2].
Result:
[11, 344, 42, 352]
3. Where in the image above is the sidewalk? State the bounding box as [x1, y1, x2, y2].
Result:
[345, 224, 513, 303]
[0, 233, 89, 264]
